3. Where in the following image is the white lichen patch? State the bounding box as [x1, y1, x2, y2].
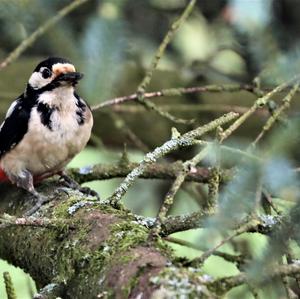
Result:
[150, 266, 211, 298]
[79, 165, 93, 174]
[68, 200, 93, 215]
[258, 214, 278, 228]
[115, 231, 125, 239]
[133, 216, 156, 228]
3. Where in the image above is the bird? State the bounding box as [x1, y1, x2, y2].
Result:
[0, 57, 94, 215]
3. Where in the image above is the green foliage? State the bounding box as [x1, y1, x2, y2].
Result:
[80, 16, 125, 103]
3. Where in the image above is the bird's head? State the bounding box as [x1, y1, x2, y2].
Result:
[28, 57, 83, 91]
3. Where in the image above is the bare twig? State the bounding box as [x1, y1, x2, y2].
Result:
[110, 112, 150, 152]
[136, 0, 197, 124]
[189, 219, 260, 266]
[165, 236, 244, 264]
[220, 76, 300, 142]
[252, 82, 299, 146]
[150, 146, 211, 238]
[138, 0, 196, 92]
[92, 84, 257, 111]
[207, 262, 300, 296]
[109, 103, 270, 116]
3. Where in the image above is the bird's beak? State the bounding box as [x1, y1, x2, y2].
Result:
[55, 72, 84, 85]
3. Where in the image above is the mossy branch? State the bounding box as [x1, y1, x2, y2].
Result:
[3, 272, 17, 299]
[0, 182, 233, 299]
[67, 161, 234, 184]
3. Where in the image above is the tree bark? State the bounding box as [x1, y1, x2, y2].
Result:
[0, 181, 214, 299]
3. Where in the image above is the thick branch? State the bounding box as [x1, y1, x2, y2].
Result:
[0, 182, 216, 298]
[67, 162, 234, 184]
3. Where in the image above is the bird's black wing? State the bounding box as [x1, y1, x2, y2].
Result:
[0, 94, 35, 159]
[74, 92, 88, 125]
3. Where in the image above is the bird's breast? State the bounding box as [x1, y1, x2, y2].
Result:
[1, 98, 93, 176]
[31, 101, 93, 158]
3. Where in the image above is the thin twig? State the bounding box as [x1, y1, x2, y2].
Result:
[161, 210, 214, 236]
[207, 262, 300, 296]
[109, 103, 269, 116]
[161, 210, 280, 236]
[0, 0, 90, 69]
[262, 189, 281, 215]
[286, 251, 300, 291]
[109, 112, 239, 206]
[164, 236, 244, 264]
[149, 146, 211, 238]
[110, 112, 150, 152]
[252, 82, 299, 146]
[190, 219, 259, 266]
[92, 84, 257, 111]
[136, 0, 196, 124]
[220, 75, 300, 142]
[0, 214, 73, 229]
[206, 127, 223, 208]
[138, 0, 196, 92]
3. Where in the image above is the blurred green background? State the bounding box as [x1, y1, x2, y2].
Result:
[1, 0, 300, 298]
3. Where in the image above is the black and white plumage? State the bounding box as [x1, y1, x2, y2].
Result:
[0, 57, 93, 214]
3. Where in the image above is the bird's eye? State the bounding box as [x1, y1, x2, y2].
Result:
[41, 68, 52, 79]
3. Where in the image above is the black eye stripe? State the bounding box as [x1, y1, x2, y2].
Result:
[41, 68, 52, 79]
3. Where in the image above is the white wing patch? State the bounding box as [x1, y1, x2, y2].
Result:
[5, 99, 19, 118]
[0, 99, 20, 131]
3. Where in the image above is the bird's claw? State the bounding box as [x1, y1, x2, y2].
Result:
[54, 187, 70, 196]
[59, 174, 100, 200]
[23, 194, 51, 217]
[78, 186, 99, 199]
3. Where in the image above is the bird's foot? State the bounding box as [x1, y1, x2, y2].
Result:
[59, 173, 99, 200]
[8, 170, 54, 216]
[23, 192, 51, 217]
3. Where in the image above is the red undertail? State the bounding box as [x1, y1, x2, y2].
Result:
[0, 168, 9, 182]
[0, 168, 58, 184]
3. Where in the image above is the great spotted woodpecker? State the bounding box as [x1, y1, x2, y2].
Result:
[0, 57, 94, 215]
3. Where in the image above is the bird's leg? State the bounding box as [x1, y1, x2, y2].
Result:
[58, 171, 99, 199]
[9, 170, 50, 216]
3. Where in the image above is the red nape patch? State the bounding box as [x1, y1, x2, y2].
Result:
[0, 168, 9, 182]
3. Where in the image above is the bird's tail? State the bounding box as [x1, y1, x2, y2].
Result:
[0, 168, 9, 182]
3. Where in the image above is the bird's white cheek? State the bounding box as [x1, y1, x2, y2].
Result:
[28, 72, 51, 89]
